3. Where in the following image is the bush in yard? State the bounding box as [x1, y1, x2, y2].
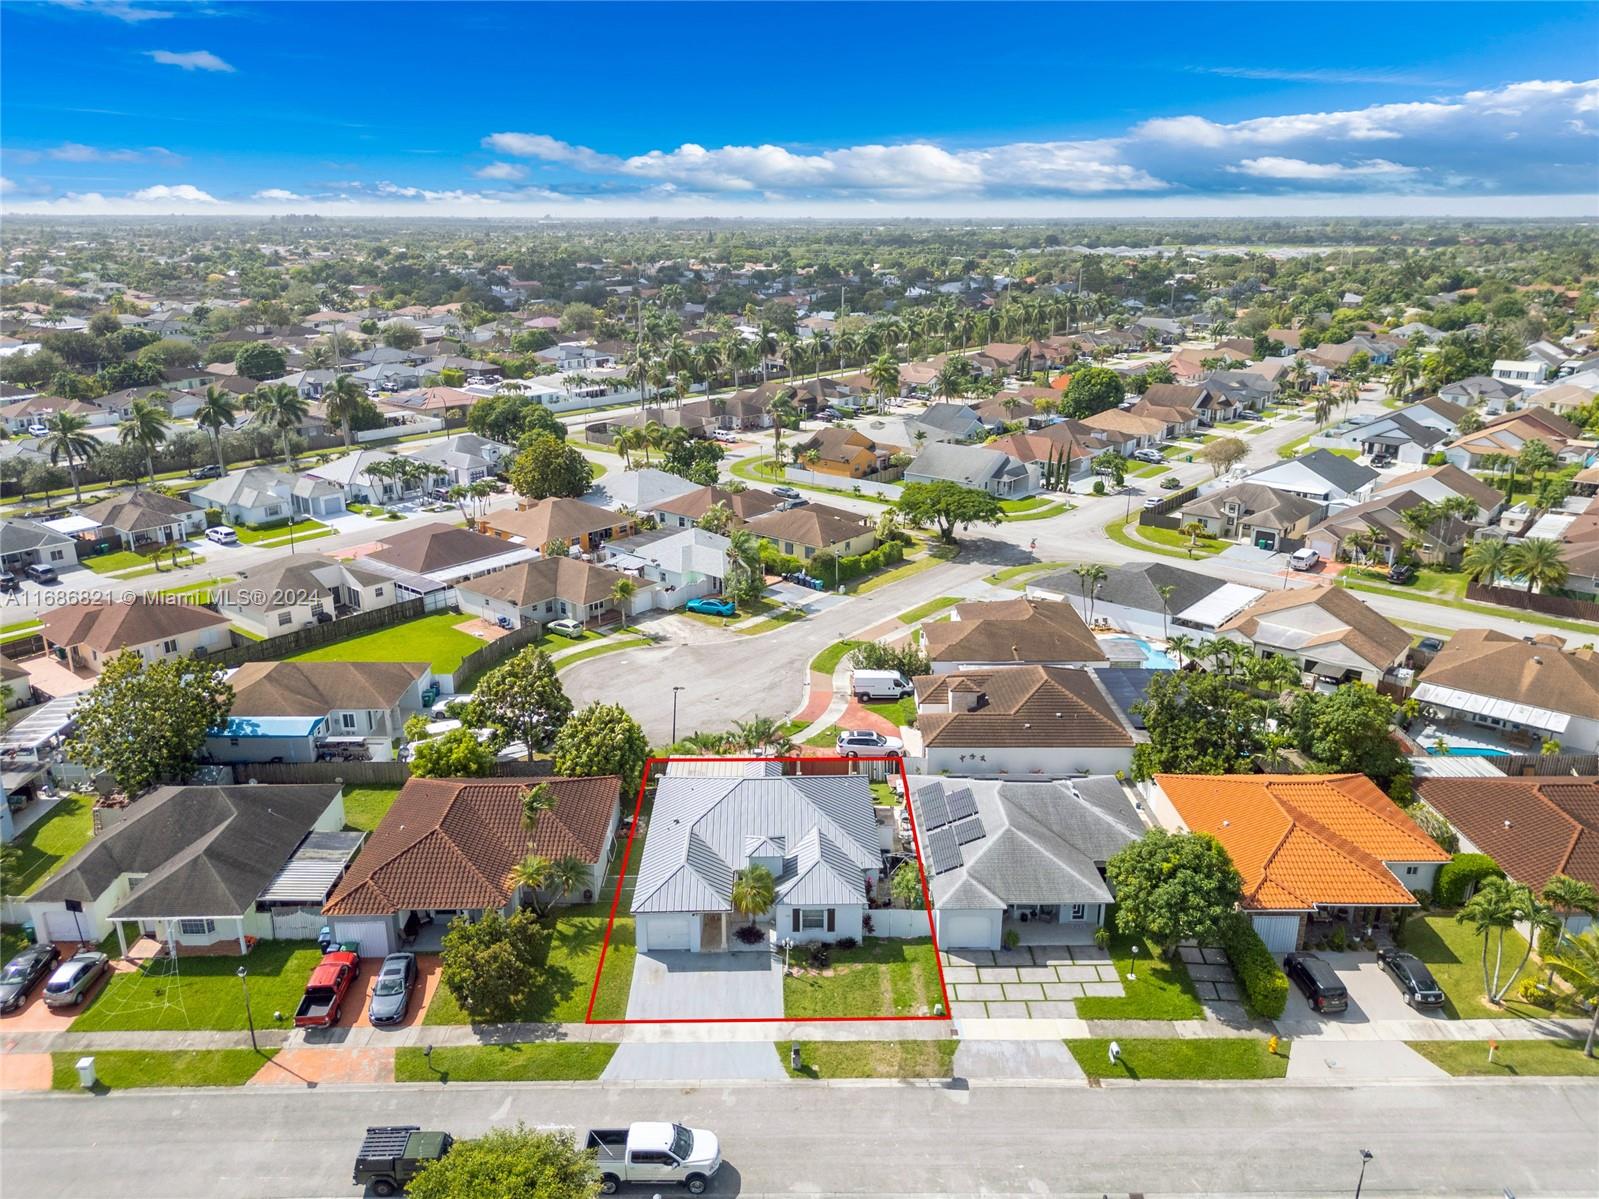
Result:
[1105, 829, 1243, 955]
[409, 727, 496, 778]
[1216, 912, 1288, 1019]
[438, 910, 552, 1023]
[1436, 852, 1504, 906]
[407, 1122, 599, 1199]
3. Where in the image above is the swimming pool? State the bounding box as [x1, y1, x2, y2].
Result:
[1427, 746, 1510, 757]
[1122, 637, 1179, 671]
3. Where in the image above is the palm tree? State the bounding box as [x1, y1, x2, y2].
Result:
[1311, 388, 1333, 427]
[506, 853, 553, 911]
[866, 351, 900, 415]
[1456, 878, 1559, 1005]
[725, 528, 764, 602]
[768, 390, 798, 466]
[610, 577, 637, 615]
[117, 397, 171, 488]
[38, 412, 100, 504]
[1544, 928, 1599, 1057]
[505, 851, 587, 917]
[1155, 583, 1177, 641]
[1460, 537, 1510, 587]
[322, 373, 367, 449]
[731, 864, 776, 933]
[1167, 633, 1197, 669]
[250, 383, 310, 470]
[1542, 874, 1599, 949]
[1179, 520, 1209, 558]
[194, 385, 238, 479]
[1506, 537, 1568, 596]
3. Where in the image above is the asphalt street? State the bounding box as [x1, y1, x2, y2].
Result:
[0, 1077, 1593, 1197]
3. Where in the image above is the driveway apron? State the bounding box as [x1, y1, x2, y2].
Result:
[624, 951, 783, 1021]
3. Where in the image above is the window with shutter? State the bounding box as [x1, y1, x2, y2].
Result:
[826, 908, 835, 932]
[792, 909, 800, 932]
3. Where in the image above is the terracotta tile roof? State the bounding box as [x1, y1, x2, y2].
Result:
[322, 775, 620, 916]
[1158, 774, 1448, 911]
[923, 597, 1103, 666]
[913, 665, 1134, 749]
[1418, 776, 1599, 892]
[1416, 629, 1599, 721]
[40, 597, 230, 654]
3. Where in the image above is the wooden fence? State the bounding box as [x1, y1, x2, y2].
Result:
[1491, 753, 1599, 778]
[441, 619, 544, 690]
[231, 758, 555, 786]
[1464, 583, 1599, 624]
[1, 633, 45, 660]
[202, 598, 426, 668]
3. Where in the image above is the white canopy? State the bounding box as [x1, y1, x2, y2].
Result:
[1412, 682, 1572, 733]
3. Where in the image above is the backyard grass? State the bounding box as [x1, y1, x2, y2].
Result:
[1073, 934, 1205, 1021]
[1406, 1039, 1599, 1077]
[230, 516, 328, 545]
[782, 937, 942, 1018]
[288, 611, 489, 674]
[896, 595, 960, 624]
[7, 794, 95, 895]
[342, 786, 401, 832]
[394, 1043, 616, 1082]
[423, 904, 636, 1025]
[1067, 1038, 1289, 1080]
[52, 1049, 276, 1090]
[779, 1039, 956, 1079]
[863, 696, 917, 727]
[70, 941, 324, 1032]
[1402, 914, 1542, 1021]
[810, 640, 863, 675]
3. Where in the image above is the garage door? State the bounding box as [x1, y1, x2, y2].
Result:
[41, 908, 92, 945]
[331, 918, 394, 959]
[940, 912, 995, 949]
[643, 915, 691, 952]
[1252, 913, 1301, 955]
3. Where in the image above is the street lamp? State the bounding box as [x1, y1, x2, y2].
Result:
[237, 965, 257, 1053]
[1353, 1149, 1373, 1198]
[670, 685, 686, 746]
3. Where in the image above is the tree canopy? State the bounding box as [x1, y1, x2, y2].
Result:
[894, 479, 1003, 542]
[467, 647, 572, 758]
[1130, 669, 1273, 780]
[409, 727, 496, 778]
[436, 911, 553, 1024]
[1105, 829, 1244, 955]
[551, 702, 650, 796]
[509, 432, 594, 500]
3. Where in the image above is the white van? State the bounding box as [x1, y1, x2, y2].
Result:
[1288, 547, 1321, 571]
[851, 669, 914, 701]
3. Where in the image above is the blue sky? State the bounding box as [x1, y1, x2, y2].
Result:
[3, 0, 1597, 217]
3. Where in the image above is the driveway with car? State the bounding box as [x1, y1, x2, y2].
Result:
[1278, 951, 1453, 1029]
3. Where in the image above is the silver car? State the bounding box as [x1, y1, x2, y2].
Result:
[367, 953, 417, 1026]
[42, 952, 109, 1008]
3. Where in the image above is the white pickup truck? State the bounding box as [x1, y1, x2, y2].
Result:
[587, 1122, 722, 1194]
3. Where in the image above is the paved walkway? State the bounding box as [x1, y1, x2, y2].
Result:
[944, 945, 1123, 1019]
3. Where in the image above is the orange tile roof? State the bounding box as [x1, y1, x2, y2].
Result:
[1157, 774, 1448, 911]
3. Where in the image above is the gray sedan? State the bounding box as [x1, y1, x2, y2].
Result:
[367, 953, 417, 1026]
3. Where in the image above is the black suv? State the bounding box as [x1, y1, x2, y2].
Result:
[1377, 947, 1445, 1007]
[1386, 562, 1417, 584]
[1284, 952, 1349, 1013]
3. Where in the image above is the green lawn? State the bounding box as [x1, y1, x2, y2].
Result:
[423, 904, 636, 1025]
[81, 550, 156, 574]
[1067, 1037, 1289, 1080]
[1104, 514, 1222, 561]
[230, 516, 328, 545]
[984, 561, 1071, 585]
[863, 696, 917, 727]
[782, 937, 942, 1018]
[734, 610, 807, 635]
[779, 1039, 956, 1079]
[71, 941, 323, 1032]
[1000, 500, 1072, 522]
[1, 620, 44, 643]
[342, 786, 400, 832]
[1074, 934, 1205, 1021]
[394, 1043, 616, 1082]
[1130, 463, 1172, 478]
[52, 1049, 274, 1090]
[155, 575, 237, 605]
[851, 552, 948, 595]
[6, 794, 95, 895]
[896, 596, 960, 625]
[804, 723, 845, 747]
[1406, 1039, 1599, 1077]
[1338, 582, 1599, 637]
[810, 640, 863, 676]
[1402, 914, 1543, 1021]
[288, 612, 487, 674]
[554, 636, 650, 671]
[998, 496, 1052, 513]
[1345, 566, 1468, 599]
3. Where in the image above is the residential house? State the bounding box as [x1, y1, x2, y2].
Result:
[1411, 629, 1599, 754]
[0, 395, 114, 433]
[1243, 449, 1378, 502]
[1078, 408, 1166, 451]
[455, 556, 651, 629]
[971, 394, 1039, 431]
[1303, 490, 1476, 567]
[1535, 380, 1599, 417]
[406, 433, 512, 487]
[631, 772, 880, 953]
[361, 522, 536, 584]
[591, 466, 700, 516]
[304, 450, 424, 505]
[903, 441, 1039, 497]
[191, 466, 348, 525]
[653, 485, 782, 530]
[27, 784, 350, 952]
[971, 342, 1031, 377]
[40, 598, 233, 673]
[1, 518, 78, 573]
[73, 492, 206, 554]
[1445, 407, 1583, 469]
[1492, 359, 1551, 387]
[742, 502, 877, 562]
[791, 427, 891, 479]
[1439, 375, 1522, 412]
[1142, 382, 1230, 426]
[922, 597, 1105, 673]
[214, 554, 399, 638]
[1127, 396, 1201, 440]
[1151, 774, 1448, 952]
[596, 527, 730, 609]
[1199, 371, 1276, 418]
[1417, 776, 1599, 935]
[1026, 562, 1264, 639]
[912, 666, 1137, 777]
[323, 775, 622, 958]
[916, 401, 986, 443]
[1218, 585, 1411, 685]
[905, 775, 1142, 949]
[482, 497, 637, 553]
[1179, 483, 1325, 550]
[986, 431, 1095, 485]
[1, 659, 33, 711]
[1305, 335, 1396, 372]
[1370, 463, 1506, 524]
[205, 660, 432, 764]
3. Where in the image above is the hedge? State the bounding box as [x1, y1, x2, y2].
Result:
[1435, 853, 1503, 907]
[759, 538, 904, 583]
[1217, 912, 1288, 1019]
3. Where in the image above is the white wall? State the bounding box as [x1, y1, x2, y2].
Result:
[925, 744, 1134, 779]
[774, 904, 864, 944]
[869, 907, 936, 938]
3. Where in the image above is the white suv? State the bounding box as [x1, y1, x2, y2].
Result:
[836, 730, 904, 757]
[205, 526, 239, 545]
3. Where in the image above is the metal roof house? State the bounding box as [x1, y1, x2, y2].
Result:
[631, 774, 882, 953]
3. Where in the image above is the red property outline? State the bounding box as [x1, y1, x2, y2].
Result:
[585, 754, 951, 1024]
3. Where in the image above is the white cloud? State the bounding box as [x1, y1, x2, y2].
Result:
[49, 0, 174, 21]
[473, 161, 528, 180]
[253, 188, 306, 201]
[146, 49, 234, 73]
[1231, 157, 1416, 180]
[0, 177, 13, 194]
[128, 183, 218, 203]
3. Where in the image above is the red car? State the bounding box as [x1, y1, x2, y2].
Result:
[293, 951, 359, 1028]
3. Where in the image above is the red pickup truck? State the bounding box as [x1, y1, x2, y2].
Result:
[294, 950, 359, 1028]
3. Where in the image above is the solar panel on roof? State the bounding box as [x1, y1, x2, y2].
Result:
[917, 787, 951, 830]
[1094, 668, 1154, 731]
[927, 827, 963, 875]
[945, 787, 978, 821]
[952, 816, 986, 845]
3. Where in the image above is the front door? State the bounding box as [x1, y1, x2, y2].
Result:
[699, 912, 725, 952]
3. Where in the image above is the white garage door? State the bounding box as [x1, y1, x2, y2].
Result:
[940, 912, 995, 949]
[41, 908, 92, 945]
[643, 915, 691, 952]
[1252, 913, 1301, 955]
[331, 918, 394, 959]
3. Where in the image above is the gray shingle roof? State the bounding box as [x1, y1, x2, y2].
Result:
[1032, 562, 1225, 616]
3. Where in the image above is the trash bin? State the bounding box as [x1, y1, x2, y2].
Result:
[1185, 454, 1193, 463]
[20, 922, 35, 945]
[75, 1056, 97, 1089]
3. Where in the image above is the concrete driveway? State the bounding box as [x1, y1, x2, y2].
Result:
[601, 1041, 786, 1081]
[624, 951, 783, 1021]
[1280, 951, 1454, 1028]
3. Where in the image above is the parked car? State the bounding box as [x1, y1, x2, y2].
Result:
[1370, 453, 1394, 468]
[851, 669, 913, 701]
[836, 729, 904, 757]
[546, 617, 585, 637]
[771, 486, 802, 500]
[685, 597, 736, 618]
[1283, 952, 1349, 1014]
[1386, 562, 1416, 584]
[431, 692, 472, 719]
[1142, 497, 1162, 509]
[1376, 947, 1445, 1007]
[205, 526, 239, 545]
[188, 463, 223, 480]
[1287, 547, 1321, 572]
[367, 953, 417, 1026]
[42, 951, 110, 1008]
[1416, 636, 1445, 654]
[0, 943, 61, 1013]
[710, 429, 737, 443]
[294, 950, 359, 1027]
[26, 423, 49, 437]
[588, 1123, 722, 1196]
[353, 1126, 453, 1197]
[0, 571, 18, 594]
[23, 564, 58, 585]
[1132, 448, 1165, 464]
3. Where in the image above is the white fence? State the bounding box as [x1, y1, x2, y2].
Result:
[868, 907, 936, 937]
[783, 466, 903, 498]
